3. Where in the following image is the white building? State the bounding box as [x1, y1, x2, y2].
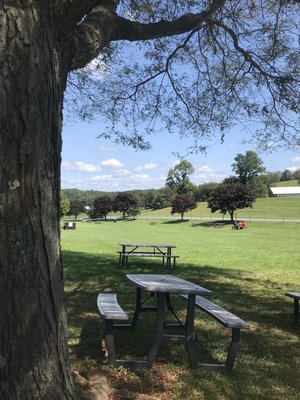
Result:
[269, 187, 300, 197]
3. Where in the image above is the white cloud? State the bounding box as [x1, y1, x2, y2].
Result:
[287, 166, 299, 172]
[62, 158, 124, 174]
[144, 163, 158, 170]
[101, 158, 124, 168]
[91, 174, 114, 182]
[292, 156, 300, 163]
[98, 146, 116, 153]
[133, 163, 158, 172]
[197, 165, 216, 173]
[114, 169, 130, 177]
[194, 165, 226, 184]
[133, 166, 143, 172]
[62, 161, 102, 173]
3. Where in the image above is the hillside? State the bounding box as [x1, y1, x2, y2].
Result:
[139, 197, 300, 221]
[271, 179, 299, 187]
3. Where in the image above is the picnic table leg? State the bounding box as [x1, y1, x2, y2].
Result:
[131, 288, 142, 328]
[166, 247, 171, 268]
[104, 320, 117, 365]
[185, 294, 197, 368]
[121, 254, 128, 268]
[293, 298, 299, 324]
[172, 257, 176, 269]
[146, 292, 165, 367]
[224, 328, 240, 372]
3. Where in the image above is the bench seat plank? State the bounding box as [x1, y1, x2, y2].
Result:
[180, 294, 249, 371]
[118, 250, 179, 268]
[97, 293, 128, 320]
[121, 252, 179, 258]
[180, 294, 248, 329]
[97, 293, 132, 366]
[285, 292, 300, 299]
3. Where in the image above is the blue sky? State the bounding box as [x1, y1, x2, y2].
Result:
[61, 120, 300, 192]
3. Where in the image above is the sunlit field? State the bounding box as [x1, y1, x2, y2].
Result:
[140, 197, 300, 221]
[62, 215, 300, 400]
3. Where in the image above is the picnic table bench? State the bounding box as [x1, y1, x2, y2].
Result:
[285, 292, 300, 324]
[97, 293, 131, 366]
[118, 243, 179, 268]
[180, 294, 249, 371]
[63, 222, 76, 230]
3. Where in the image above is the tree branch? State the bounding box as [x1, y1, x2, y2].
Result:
[63, 0, 119, 30]
[112, 0, 226, 41]
[207, 18, 284, 81]
[68, 4, 118, 70]
[67, 0, 225, 71]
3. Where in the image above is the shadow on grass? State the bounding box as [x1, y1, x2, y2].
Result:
[190, 220, 233, 227]
[63, 250, 300, 400]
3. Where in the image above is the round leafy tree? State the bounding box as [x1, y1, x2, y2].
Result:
[92, 195, 113, 219]
[171, 194, 197, 221]
[207, 183, 256, 223]
[113, 192, 139, 219]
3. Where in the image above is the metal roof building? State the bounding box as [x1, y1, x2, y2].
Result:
[269, 186, 300, 197]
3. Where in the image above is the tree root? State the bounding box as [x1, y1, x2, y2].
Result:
[73, 370, 114, 400]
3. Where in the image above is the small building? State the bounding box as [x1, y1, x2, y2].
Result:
[269, 186, 300, 197]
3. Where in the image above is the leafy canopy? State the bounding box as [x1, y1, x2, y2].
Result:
[67, 0, 300, 154]
[166, 160, 195, 194]
[207, 182, 256, 221]
[171, 194, 197, 220]
[232, 150, 266, 184]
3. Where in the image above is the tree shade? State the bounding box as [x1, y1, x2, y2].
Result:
[1, 1, 299, 399]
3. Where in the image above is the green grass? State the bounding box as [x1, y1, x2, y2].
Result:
[140, 197, 300, 221]
[62, 218, 300, 400]
[272, 179, 299, 187]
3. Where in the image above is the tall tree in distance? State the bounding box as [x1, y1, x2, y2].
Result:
[166, 160, 195, 194]
[280, 169, 294, 181]
[232, 151, 266, 185]
[60, 191, 70, 218]
[1, 1, 300, 399]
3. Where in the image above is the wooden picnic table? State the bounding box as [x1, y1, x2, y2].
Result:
[118, 243, 178, 268]
[126, 274, 213, 368]
[97, 274, 248, 370]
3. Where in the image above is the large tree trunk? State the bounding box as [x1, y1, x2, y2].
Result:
[0, 4, 73, 399]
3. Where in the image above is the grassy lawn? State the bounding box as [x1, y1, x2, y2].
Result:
[140, 197, 300, 221]
[62, 218, 300, 400]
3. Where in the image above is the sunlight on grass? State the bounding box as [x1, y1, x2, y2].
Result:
[62, 218, 300, 400]
[140, 197, 300, 221]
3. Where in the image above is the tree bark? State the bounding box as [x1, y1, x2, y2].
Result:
[229, 211, 235, 223]
[0, 1, 229, 399]
[0, 4, 73, 399]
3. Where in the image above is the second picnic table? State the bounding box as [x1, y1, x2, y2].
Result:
[118, 243, 178, 268]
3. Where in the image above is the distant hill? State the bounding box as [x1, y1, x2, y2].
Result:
[271, 180, 299, 187]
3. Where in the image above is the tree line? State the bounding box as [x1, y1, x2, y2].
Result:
[62, 151, 300, 222]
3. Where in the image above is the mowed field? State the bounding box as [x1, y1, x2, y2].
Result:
[62, 199, 300, 400]
[140, 197, 300, 221]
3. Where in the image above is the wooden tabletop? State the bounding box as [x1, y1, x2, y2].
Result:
[126, 274, 212, 296]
